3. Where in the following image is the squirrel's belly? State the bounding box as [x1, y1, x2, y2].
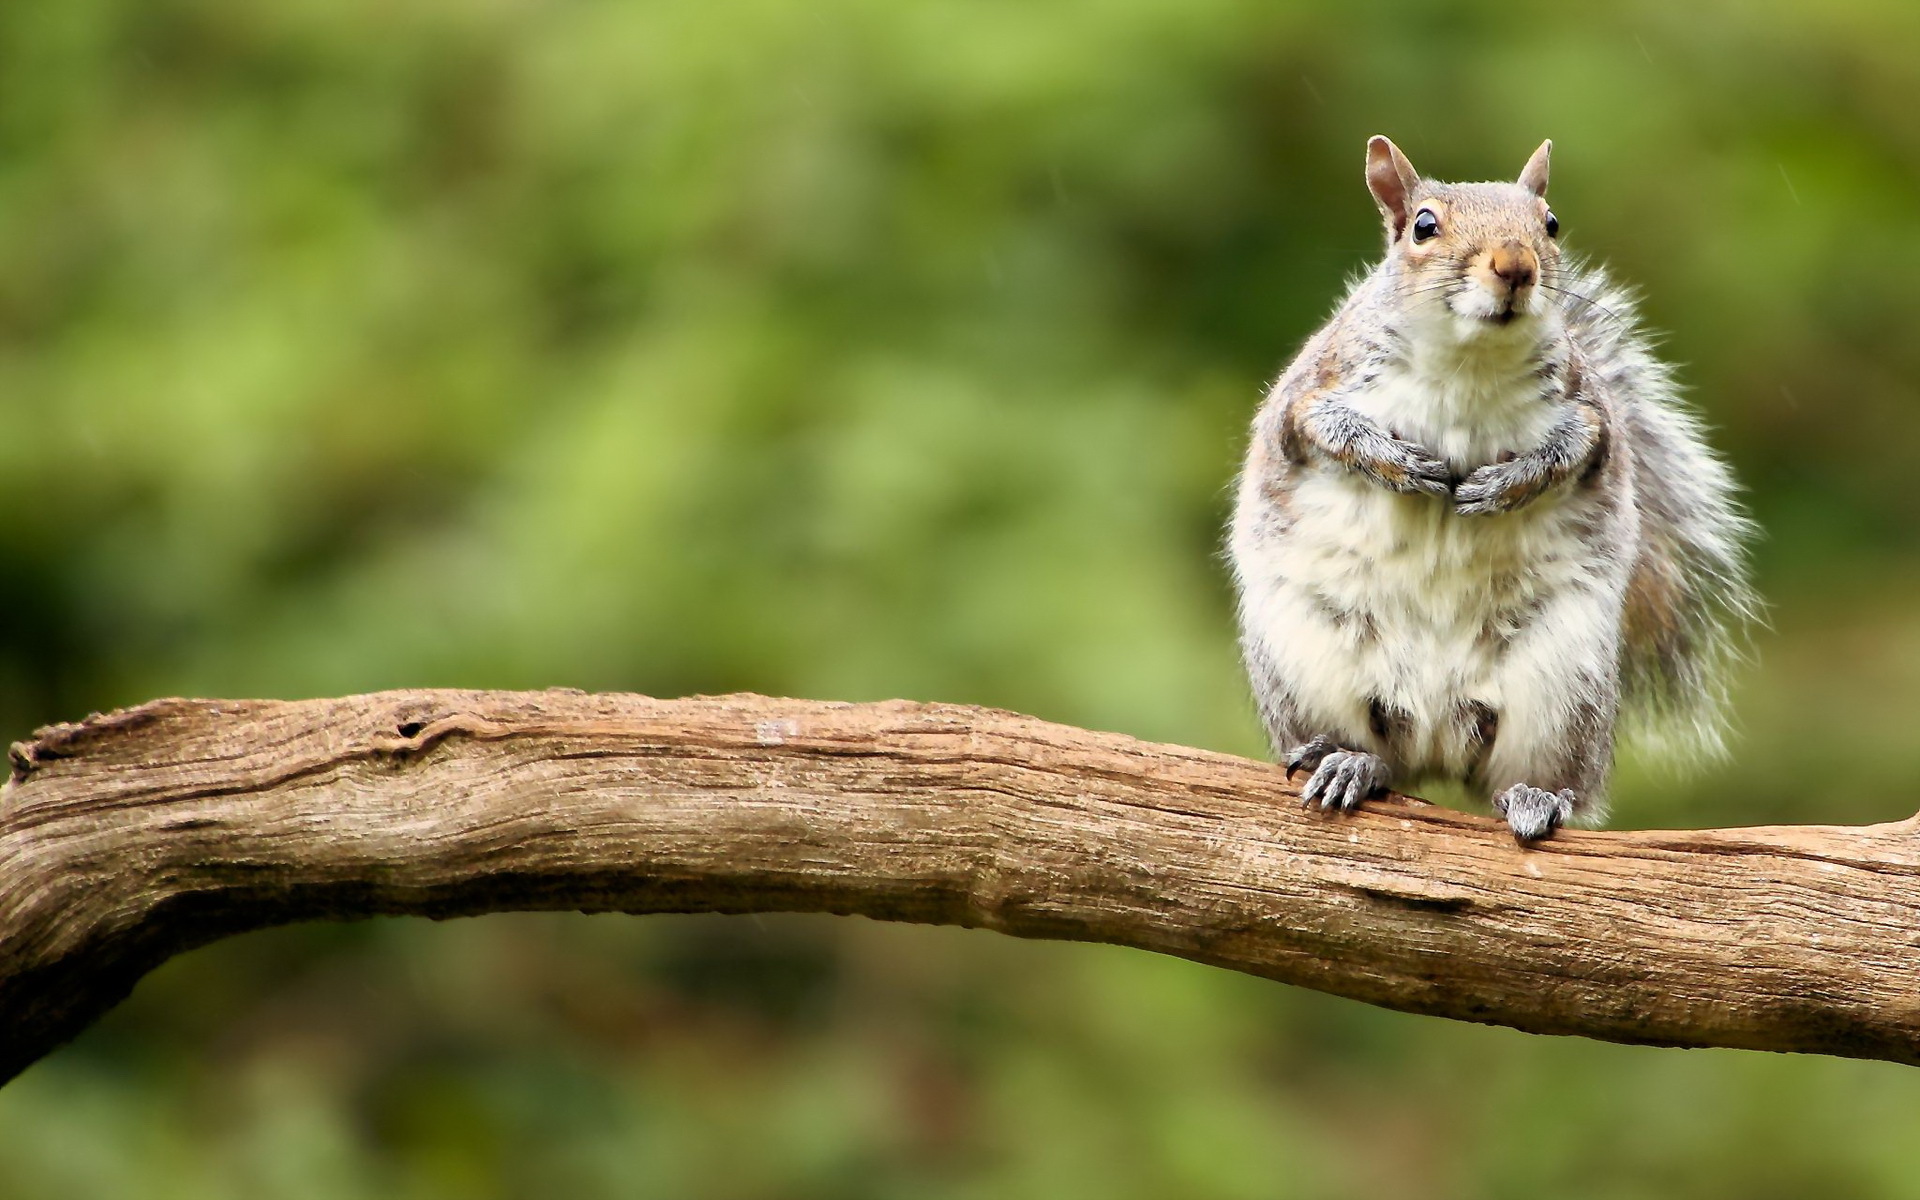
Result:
[1245, 472, 1593, 776]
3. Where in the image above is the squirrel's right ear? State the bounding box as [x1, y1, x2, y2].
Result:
[1518, 139, 1552, 197]
[1365, 136, 1421, 240]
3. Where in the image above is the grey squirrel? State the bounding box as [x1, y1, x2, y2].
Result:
[1229, 136, 1755, 841]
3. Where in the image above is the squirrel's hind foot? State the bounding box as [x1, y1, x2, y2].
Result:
[1299, 750, 1391, 812]
[1494, 784, 1577, 842]
[1284, 735, 1340, 779]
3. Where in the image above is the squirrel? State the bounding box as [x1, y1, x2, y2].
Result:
[1228, 136, 1755, 841]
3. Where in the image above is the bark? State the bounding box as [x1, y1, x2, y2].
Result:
[2, 688, 1918, 1084]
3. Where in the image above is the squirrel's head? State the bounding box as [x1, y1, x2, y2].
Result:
[1365, 136, 1561, 341]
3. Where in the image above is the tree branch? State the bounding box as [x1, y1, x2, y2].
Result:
[3, 688, 1918, 1083]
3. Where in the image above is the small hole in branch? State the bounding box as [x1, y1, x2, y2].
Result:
[396, 721, 426, 738]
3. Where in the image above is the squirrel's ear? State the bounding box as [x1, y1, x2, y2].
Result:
[1365, 136, 1421, 239]
[1518, 139, 1552, 198]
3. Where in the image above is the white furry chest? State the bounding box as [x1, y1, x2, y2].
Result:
[1356, 354, 1558, 467]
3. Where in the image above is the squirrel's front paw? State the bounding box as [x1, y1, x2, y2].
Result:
[1300, 750, 1391, 812]
[1344, 425, 1452, 497]
[1454, 459, 1544, 516]
[1376, 438, 1454, 498]
[1493, 784, 1576, 842]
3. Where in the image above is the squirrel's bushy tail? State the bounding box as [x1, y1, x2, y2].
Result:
[1560, 262, 1760, 763]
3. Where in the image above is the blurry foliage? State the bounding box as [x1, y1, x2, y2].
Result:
[6, 0, 1920, 1196]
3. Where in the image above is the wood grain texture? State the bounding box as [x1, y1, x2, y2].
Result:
[3, 688, 1919, 1083]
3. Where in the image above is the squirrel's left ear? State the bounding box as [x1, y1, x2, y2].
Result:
[1518, 140, 1552, 198]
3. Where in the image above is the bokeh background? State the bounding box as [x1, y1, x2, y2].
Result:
[6, 0, 1920, 1196]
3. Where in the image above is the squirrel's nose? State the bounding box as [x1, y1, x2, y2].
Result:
[1489, 243, 1538, 290]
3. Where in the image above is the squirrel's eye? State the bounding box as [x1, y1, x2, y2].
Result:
[1545, 211, 1560, 238]
[1411, 209, 1440, 243]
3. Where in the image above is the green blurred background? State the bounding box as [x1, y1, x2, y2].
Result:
[6, 0, 1920, 1196]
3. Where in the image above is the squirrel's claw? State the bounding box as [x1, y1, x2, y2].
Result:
[1284, 735, 1338, 780]
[1494, 783, 1577, 842]
[1300, 750, 1391, 812]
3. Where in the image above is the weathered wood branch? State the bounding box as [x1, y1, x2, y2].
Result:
[3, 689, 1918, 1083]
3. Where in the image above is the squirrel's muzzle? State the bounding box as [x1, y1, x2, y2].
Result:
[1488, 242, 1539, 292]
